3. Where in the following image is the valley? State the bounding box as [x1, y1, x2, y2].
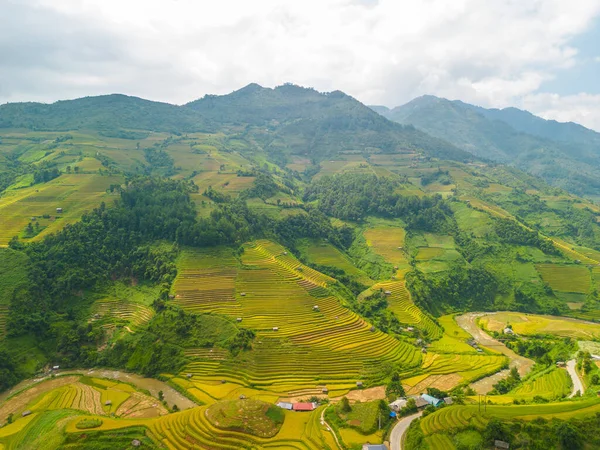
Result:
[2, 85, 600, 449]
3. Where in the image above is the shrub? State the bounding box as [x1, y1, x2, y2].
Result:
[76, 418, 103, 429]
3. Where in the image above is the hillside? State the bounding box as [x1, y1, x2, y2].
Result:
[376, 95, 600, 198]
[4, 85, 600, 448]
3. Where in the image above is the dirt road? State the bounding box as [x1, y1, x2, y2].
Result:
[567, 359, 584, 397]
[455, 313, 534, 394]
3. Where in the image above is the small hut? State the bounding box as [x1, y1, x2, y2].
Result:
[322, 387, 329, 394]
[370, 326, 376, 332]
[221, 379, 227, 384]
[186, 373, 193, 379]
[236, 317, 243, 322]
[105, 400, 112, 406]
[272, 327, 279, 331]
[313, 305, 319, 311]
[131, 440, 141, 448]
[356, 381, 364, 388]
[240, 292, 246, 297]
[239, 394, 246, 400]
[56, 207, 63, 213]
[384, 290, 392, 296]
[22, 410, 32, 417]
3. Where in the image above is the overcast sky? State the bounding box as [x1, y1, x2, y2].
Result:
[2, 0, 600, 131]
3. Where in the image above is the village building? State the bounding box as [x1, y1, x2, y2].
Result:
[503, 327, 514, 335]
[389, 398, 407, 411]
[494, 440, 510, 449]
[292, 402, 317, 412]
[276, 402, 293, 410]
[420, 393, 443, 407]
[362, 445, 387, 450]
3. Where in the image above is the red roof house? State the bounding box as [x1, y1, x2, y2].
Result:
[292, 402, 316, 411]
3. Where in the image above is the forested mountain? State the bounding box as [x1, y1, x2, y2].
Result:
[375, 96, 600, 198]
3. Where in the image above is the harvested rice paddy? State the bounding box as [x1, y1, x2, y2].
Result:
[479, 312, 600, 339]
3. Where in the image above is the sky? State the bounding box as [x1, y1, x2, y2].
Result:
[2, 0, 600, 131]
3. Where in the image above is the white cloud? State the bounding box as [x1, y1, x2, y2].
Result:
[2, 0, 600, 130]
[521, 92, 600, 131]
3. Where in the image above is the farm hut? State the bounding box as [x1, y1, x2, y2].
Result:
[421, 394, 443, 407]
[322, 387, 329, 394]
[557, 361, 566, 368]
[406, 327, 414, 332]
[412, 397, 429, 409]
[239, 395, 246, 400]
[503, 327, 514, 335]
[416, 339, 423, 345]
[394, 266, 399, 270]
[186, 373, 193, 378]
[292, 402, 316, 412]
[443, 397, 454, 405]
[313, 305, 319, 311]
[240, 292, 246, 297]
[168, 294, 175, 300]
[105, 400, 112, 406]
[421, 348, 427, 353]
[277, 402, 293, 410]
[384, 290, 392, 295]
[362, 445, 387, 450]
[22, 410, 32, 417]
[356, 381, 364, 388]
[56, 207, 63, 213]
[494, 441, 510, 450]
[272, 327, 279, 331]
[132, 440, 141, 448]
[52, 365, 60, 370]
[389, 398, 407, 411]
[283, 251, 288, 255]
[476, 348, 483, 353]
[236, 317, 243, 322]
[397, 246, 403, 250]
[221, 379, 226, 384]
[370, 326, 376, 332]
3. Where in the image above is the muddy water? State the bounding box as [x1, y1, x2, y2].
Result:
[455, 313, 535, 394]
[0, 369, 196, 410]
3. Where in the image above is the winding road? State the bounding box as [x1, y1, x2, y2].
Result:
[567, 359, 585, 397]
[390, 412, 422, 450]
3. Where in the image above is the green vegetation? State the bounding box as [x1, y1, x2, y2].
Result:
[205, 399, 285, 438]
[75, 418, 103, 429]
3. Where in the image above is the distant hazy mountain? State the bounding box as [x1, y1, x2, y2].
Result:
[374, 96, 600, 197]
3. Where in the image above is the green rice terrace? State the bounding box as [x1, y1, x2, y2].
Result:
[4, 88, 600, 449]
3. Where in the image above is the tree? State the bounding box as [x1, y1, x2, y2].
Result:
[386, 373, 406, 400]
[484, 418, 511, 445]
[74, 166, 79, 173]
[555, 422, 583, 450]
[158, 390, 164, 401]
[339, 397, 351, 413]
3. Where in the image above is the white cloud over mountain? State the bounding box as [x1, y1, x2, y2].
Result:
[2, 0, 600, 130]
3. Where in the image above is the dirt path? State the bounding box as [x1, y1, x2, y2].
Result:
[321, 407, 343, 450]
[567, 359, 585, 397]
[455, 313, 534, 394]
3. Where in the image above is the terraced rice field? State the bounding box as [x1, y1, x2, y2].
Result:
[425, 433, 456, 450]
[298, 239, 374, 285]
[505, 367, 571, 401]
[479, 312, 600, 339]
[363, 226, 410, 275]
[419, 353, 507, 382]
[0, 173, 123, 246]
[370, 281, 442, 339]
[176, 240, 421, 394]
[91, 299, 155, 331]
[63, 405, 333, 450]
[428, 315, 478, 354]
[535, 264, 591, 293]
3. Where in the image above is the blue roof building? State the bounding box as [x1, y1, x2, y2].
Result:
[420, 393, 443, 407]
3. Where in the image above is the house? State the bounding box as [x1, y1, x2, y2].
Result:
[362, 445, 387, 450]
[494, 440, 510, 449]
[443, 397, 453, 405]
[56, 207, 63, 213]
[503, 327, 514, 335]
[52, 365, 60, 370]
[412, 396, 429, 409]
[277, 402, 293, 410]
[293, 402, 316, 412]
[556, 361, 566, 368]
[389, 398, 407, 411]
[421, 394, 443, 407]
